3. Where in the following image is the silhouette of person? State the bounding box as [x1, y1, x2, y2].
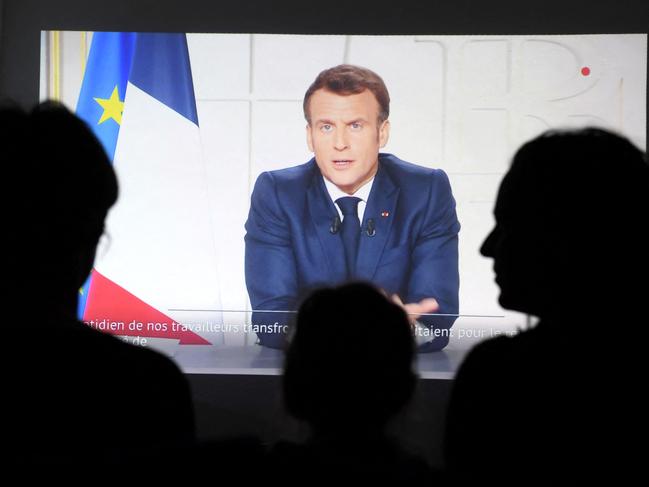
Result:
[443, 128, 648, 482]
[3, 102, 195, 465]
[266, 282, 432, 483]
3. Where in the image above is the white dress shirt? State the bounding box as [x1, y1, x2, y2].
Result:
[323, 175, 374, 224]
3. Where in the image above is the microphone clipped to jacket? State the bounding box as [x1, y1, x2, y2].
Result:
[366, 218, 376, 237]
[330, 216, 341, 234]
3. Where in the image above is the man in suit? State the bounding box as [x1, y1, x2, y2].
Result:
[245, 65, 460, 351]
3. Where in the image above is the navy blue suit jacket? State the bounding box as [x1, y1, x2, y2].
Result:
[244, 153, 460, 351]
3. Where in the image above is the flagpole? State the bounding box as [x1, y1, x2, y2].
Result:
[51, 30, 61, 101]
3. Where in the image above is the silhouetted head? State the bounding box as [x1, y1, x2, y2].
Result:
[3, 101, 118, 308]
[283, 282, 416, 435]
[481, 128, 648, 319]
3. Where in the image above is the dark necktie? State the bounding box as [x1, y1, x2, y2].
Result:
[336, 196, 361, 279]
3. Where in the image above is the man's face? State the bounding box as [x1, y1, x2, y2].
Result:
[306, 89, 390, 195]
[480, 174, 550, 318]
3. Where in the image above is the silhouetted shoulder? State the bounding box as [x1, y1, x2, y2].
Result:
[445, 324, 595, 480]
[454, 327, 564, 393]
[37, 318, 184, 377]
[10, 318, 194, 462]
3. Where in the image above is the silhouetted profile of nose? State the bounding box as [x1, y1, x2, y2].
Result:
[480, 226, 499, 257]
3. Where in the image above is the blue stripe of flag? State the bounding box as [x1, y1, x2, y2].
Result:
[129, 33, 199, 126]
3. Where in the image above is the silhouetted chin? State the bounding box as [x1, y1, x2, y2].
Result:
[497, 291, 539, 318]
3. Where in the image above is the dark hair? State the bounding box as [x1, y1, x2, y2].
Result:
[4, 101, 118, 264]
[499, 127, 648, 293]
[303, 64, 390, 125]
[503, 127, 648, 233]
[283, 282, 416, 430]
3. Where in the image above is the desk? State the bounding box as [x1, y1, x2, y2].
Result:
[172, 335, 490, 379]
[133, 316, 518, 379]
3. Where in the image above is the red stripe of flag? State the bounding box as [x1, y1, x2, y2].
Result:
[83, 270, 210, 345]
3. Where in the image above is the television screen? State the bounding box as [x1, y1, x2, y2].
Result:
[39, 31, 647, 376]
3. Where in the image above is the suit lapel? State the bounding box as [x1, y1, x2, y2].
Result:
[306, 167, 348, 282]
[356, 162, 399, 281]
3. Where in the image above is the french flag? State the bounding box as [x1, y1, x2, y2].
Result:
[76, 33, 223, 352]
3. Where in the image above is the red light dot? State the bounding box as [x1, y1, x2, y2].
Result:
[581, 67, 591, 76]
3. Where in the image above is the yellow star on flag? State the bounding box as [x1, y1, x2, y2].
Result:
[94, 86, 124, 125]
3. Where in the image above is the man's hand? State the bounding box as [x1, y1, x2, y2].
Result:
[391, 294, 439, 327]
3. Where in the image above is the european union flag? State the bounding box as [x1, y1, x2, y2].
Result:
[76, 32, 136, 160]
